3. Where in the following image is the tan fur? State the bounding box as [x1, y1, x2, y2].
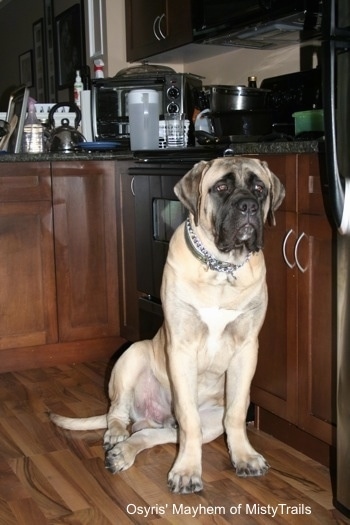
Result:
[50, 157, 285, 494]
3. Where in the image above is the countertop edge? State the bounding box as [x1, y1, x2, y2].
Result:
[0, 140, 322, 163]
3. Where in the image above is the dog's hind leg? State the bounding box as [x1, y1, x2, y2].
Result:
[103, 341, 154, 448]
[105, 406, 224, 483]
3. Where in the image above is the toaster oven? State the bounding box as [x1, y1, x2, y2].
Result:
[91, 72, 203, 146]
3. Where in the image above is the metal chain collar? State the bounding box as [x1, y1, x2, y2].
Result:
[184, 217, 252, 278]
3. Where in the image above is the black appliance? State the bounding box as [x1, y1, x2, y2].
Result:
[130, 152, 218, 339]
[321, 0, 350, 517]
[91, 69, 202, 146]
[192, 0, 322, 49]
[261, 68, 322, 124]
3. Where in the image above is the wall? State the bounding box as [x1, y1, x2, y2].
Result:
[186, 46, 301, 86]
[0, 0, 319, 111]
[102, 2, 319, 86]
[0, 0, 84, 109]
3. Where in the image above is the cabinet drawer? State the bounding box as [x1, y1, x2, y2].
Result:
[0, 162, 51, 202]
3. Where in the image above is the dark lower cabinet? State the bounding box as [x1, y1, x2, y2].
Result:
[251, 153, 334, 466]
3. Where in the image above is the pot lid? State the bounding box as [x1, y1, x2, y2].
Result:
[114, 63, 176, 78]
[205, 85, 271, 94]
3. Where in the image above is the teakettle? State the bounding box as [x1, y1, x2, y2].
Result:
[46, 102, 86, 152]
[194, 109, 213, 134]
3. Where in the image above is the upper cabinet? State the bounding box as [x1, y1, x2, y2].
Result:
[125, 0, 192, 62]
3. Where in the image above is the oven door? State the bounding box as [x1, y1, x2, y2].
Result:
[131, 163, 193, 339]
[132, 169, 188, 299]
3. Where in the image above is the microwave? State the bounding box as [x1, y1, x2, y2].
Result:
[91, 73, 203, 146]
[192, 0, 322, 48]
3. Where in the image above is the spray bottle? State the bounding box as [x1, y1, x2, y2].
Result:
[94, 59, 105, 79]
[74, 70, 83, 108]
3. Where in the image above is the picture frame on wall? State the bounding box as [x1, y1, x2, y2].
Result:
[43, 0, 56, 102]
[19, 50, 33, 87]
[55, 4, 85, 89]
[33, 18, 46, 101]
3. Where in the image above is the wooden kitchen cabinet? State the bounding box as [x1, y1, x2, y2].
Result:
[251, 154, 299, 423]
[115, 161, 140, 342]
[0, 160, 124, 373]
[52, 161, 120, 342]
[125, 0, 192, 62]
[0, 163, 58, 351]
[251, 153, 334, 463]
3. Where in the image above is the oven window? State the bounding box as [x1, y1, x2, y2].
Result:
[153, 199, 187, 242]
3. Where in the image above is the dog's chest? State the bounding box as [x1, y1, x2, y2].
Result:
[197, 306, 241, 365]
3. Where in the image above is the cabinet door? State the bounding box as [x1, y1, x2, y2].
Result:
[297, 214, 335, 445]
[252, 210, 298, 423]
[0, 201, 57, 350]
[251, 154, 298, 421]
[125, 0, 192, 61]
[115, 162, 139, 342]
[52, 161, 119, 342]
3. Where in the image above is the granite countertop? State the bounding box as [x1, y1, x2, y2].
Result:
[0, 140, 322, 163]
[0, 150, 134, 163]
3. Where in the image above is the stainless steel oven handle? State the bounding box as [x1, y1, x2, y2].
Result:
[294, 232, 308, 273]
[153, 16, 161, 40]
[282, 229, 295, 269]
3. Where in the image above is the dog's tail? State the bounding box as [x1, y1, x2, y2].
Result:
[49, 412, 108, 430]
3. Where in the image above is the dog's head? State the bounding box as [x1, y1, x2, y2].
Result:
[174, 157, 285, 254]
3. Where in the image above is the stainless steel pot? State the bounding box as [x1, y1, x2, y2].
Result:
[211, 109, 274, 137]
[195, 109, 275, 144]
[46, 102, 85, 152]
[206, 85, 271, 112]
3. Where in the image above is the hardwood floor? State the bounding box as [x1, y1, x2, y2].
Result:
[0, 357, 349, 525]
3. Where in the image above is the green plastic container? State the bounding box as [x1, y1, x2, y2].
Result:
[292, 109, 324, 136]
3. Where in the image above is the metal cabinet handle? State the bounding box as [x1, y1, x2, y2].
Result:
[153, 14, 166, 40]
[158, 13, 166, 39]
[153, 16, 161, 40]
[294, 232, 308, 273]
[282, 229, 295, 269]
[130, 176, 135, 196]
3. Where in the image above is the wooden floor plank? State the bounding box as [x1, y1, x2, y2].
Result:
[8, 498, 50, 525]
[0, 359, 348, 524]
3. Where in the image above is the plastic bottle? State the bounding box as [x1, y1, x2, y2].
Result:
[74, 70, 83, 108]
[128, 89, 159, 150]
[22, 98, 44, 153]
[94, 59, 104, 79]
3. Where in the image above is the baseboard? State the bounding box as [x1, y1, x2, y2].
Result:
[0, 336, 127, 373]
[256, 407, 334, 467]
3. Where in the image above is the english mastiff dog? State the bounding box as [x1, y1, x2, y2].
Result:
[50, 156, 285, 494]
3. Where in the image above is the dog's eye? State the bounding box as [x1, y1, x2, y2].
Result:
[253, 183, 264, 194]
[215, 183, 228, 192]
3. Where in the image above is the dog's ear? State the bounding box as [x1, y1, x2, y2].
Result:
[260, 161, 286, 226]
[174, 160, 210, 225]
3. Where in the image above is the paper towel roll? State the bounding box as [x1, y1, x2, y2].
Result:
[81, 90, 93, 142]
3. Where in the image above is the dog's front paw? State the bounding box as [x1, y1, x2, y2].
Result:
[105, 441, 135, 473]
[167, 469, 203, 494]
[234, 454, 269, 477]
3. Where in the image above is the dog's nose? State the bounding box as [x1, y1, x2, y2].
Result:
[236, 198, 258, 216]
